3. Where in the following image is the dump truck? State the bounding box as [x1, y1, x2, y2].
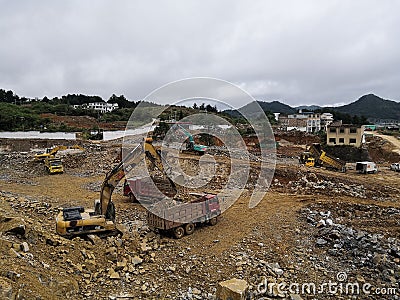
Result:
[300, 143, 346, 172]
[44, 157, 64, 174]
[147, 193, 221, 239]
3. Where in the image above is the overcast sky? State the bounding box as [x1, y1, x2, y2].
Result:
[1, 0, 399, 107]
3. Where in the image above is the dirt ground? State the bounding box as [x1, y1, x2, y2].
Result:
[0, 134, 399, 299]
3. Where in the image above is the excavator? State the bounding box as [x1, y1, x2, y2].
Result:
[35, 145, 68, 161]
[35, 144, 84, 161]
[56, 138, 182, 238]
[175, 124, 208, 155]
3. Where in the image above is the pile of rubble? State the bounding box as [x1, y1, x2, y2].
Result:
[299, 203, 399, 295]
[0, 152, 46, 182]
[272, 169, 365, 198]
[285, 172, 367, 198]
[62, 145, 121, 177]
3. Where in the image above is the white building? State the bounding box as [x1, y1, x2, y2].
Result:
[306, 113, 321, 133]
[320, 113, 334, 130]
[286, 111, 321, 133]
[73, 102, 119, 113]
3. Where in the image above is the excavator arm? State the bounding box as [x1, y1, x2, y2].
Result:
[175, 124, 207, 154]
[98, 143, 143, 218]
[177, 124, 195, 144]
[98, 139, 181, 219]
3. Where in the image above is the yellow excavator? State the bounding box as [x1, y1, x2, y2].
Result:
[56, 138, 181, 237]
[35, 144, 84, 161]
[35, 145, 68, 161]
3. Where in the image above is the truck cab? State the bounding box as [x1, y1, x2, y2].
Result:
[44, 157, 64, 174]
[305, 157, 315, 167]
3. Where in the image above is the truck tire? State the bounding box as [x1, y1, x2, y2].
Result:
[209, 217, 218, 226]
[185, 223, 195, 235]
[173, 226, 185, 239]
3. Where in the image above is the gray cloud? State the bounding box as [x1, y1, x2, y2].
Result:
[0, 0, 399, 107]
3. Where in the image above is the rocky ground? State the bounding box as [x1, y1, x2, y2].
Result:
[0, 135, 399, 299]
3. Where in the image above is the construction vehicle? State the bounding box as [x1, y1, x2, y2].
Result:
[35, 145, 68, 161]
[56, 138, 181, 238]
[147, 193, 221, 239]
[175, 124, 208, 155]
[44, 157, 64, 174]
[35, 144, 84, 161]
[300, 143, 346, 172]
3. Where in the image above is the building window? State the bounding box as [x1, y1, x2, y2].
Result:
[329, 138, 336, 144]
[339, 128, 345, 133]
[339, 138, 344, 143]
[350, 128, 357, 134]
[349, 138, 357, 144]
[329, 128, 336, 133]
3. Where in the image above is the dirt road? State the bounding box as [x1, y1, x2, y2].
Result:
[374, 132, 400, 154]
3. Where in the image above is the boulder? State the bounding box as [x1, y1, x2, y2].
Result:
[216, 278, 248, 300]
[20, 242, 29, 252]
[0, 216, 26, 236]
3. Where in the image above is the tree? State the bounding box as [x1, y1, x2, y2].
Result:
[199, 103, 205, 111]
[0, 89, 19, 104]
[352, 115, 360, 125]
[108, 94, 136, 108]
[153, 122, 170, 140]
[193, 103, 198, 109]
[205, 104, 218, 113]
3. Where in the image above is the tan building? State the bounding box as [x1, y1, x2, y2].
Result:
[326, 122, 364, 147]
[278, 116, 307, 131]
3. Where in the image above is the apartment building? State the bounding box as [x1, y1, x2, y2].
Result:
[326, 122, 364, 147]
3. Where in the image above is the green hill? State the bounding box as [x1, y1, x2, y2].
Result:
[257, 100, 296, 114]
[334, 94, 400, 120]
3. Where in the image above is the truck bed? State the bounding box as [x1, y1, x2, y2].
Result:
[147, 194, 220, 230]
[319, 151, 346, 172]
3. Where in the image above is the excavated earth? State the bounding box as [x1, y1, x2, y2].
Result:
[0, 136, 399, 300]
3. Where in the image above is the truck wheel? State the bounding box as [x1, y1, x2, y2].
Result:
[185, 223, 195, 235]
[209, 217, 218, 226]
[173, 226, 185, 239]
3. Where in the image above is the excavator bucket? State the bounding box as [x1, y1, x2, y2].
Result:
[172, 174, 185, 186]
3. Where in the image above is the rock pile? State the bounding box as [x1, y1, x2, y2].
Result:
[301, 204, 399, 295]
